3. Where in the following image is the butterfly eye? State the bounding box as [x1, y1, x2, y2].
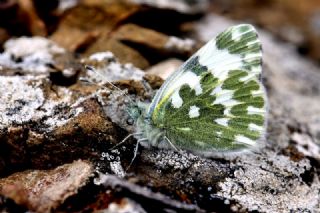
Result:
[127, 118, 135, 125]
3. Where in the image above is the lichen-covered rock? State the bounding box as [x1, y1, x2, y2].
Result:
[0, 37, 65, 74]
[0, 160, 93, 212]
[0, 38, 148, 176]
[146, 58, 183, 80]
[81, 51, 145, 82]
[0, 3, 319, 212]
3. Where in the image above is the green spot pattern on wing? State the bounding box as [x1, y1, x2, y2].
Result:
[152, 65, 265, 152]
[144, 24, 267, 154]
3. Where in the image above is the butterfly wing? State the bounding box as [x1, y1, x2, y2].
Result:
[147, 24, 266, 153]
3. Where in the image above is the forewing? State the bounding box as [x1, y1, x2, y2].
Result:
[149, 24, 266, 152]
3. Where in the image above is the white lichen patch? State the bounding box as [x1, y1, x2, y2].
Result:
[110, 161, 125, 178]
[108, 198, 146, 213]
[165, 36, 196, 52]
[150, 150, 199, 170]
[0, 76, 45, 127]
[89, 52, 114, 61]
[58, 0, 79, 11]
[218, 154, 318, 213]
[84, 51, 145, 82]
[0, 37, 65, 73]
[99, 151, 125, 178]
[0, 76, 83, 130]
[43, 103, 84, 128]
[291, 132, 320, 159]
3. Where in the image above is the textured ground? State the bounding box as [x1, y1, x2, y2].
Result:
[0, 0, 319, 212]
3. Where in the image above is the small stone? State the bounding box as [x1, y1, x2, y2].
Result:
[146, 58, 183, 80]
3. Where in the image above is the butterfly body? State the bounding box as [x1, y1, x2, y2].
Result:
[129, 24, 267, 155]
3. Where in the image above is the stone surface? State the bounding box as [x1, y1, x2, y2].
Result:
[146, 58, 183, 79]
[130, 0, 209, 14]
[0, 2, 319, 212]
[211, 0, 320, 62]
[0, 36, 65, 74]
[0, 37, 142, 176]
[0, 160, 93, 212]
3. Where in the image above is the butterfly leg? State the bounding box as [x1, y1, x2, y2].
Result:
[109, 132, 143, 150]
[126, 138, 148, 171]
[164, 136, 180, 152]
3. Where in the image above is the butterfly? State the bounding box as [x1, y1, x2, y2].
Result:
[108, 24, 267, 157]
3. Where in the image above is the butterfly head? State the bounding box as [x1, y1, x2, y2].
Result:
[126, 103, 141, 125]
[126, 102, 167, 147]
[126, 102, 152, 133]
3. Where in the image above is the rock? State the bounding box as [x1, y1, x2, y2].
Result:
[146, 58, 183, 79]
[49, 1, 152, 68]
[113, 24, 197, 57]
[0, 192, 28, 213]
[50, 1, 199, 69]
[0, 36, 65, 74]
[0, 160, 93, 212]
[129, 0, 209, 14]
[82, 51, 145, 82]
[0, 28, 9, 48]
[291, 132, 320, 159]
[0, 3, 320, 211]
[211, 0, 320, 61]
[0, 0, 46, 36]
[0, 41, 151, 176]
[50, 0, 140, 52]
[84, 23, 197, 68]
[99, 197, 147, 213]
[84, 37, 150, 69]
[94, 173, 204, 212]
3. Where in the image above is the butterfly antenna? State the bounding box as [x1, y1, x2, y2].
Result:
[84, 65, 134, 104]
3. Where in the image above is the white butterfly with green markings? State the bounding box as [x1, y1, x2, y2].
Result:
[127, 24, 267, 156]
